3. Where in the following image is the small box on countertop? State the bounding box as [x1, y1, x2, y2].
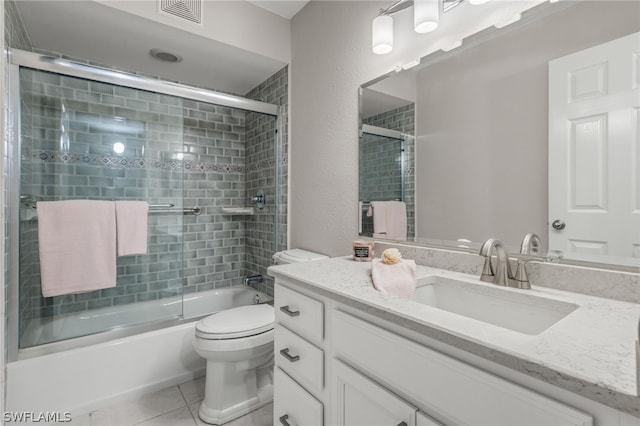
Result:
[352, 240, 374, 262]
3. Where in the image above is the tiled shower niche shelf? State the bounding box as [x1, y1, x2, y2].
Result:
[221, 207, 255, 215]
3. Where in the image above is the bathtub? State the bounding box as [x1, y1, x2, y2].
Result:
[6, 286, 272, 417]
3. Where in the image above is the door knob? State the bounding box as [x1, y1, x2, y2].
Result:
[552, 219, 566, 230]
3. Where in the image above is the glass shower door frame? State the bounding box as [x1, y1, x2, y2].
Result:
[6, 49, 280, 362]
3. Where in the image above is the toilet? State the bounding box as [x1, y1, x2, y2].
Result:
[194, 249, 328, 425]
[194, 303, 274, 425]
[272, 248, 329, 265]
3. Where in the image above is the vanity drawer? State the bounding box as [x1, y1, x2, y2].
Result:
[274, 367, 323, 426]
[275, 325, 324, 394]
[275, 283, 324, 345]
[332, 309, 592, 426]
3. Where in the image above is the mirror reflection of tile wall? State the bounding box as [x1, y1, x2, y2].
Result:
[361, 104, 415, 239]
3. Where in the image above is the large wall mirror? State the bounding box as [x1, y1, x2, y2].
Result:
[359, 0, 640, 269]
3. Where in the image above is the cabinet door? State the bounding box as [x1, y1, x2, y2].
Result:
[274, 367, 323, 426]
[332, 360, 416, 426]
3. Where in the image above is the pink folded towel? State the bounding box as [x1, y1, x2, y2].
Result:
[368, 201, 407, 240]
[37, 200, 117, 297]
[371, 258, 417, 299]
[115, 201, 149, 256]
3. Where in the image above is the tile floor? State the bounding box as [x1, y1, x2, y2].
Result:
[58, 377, 273, 426]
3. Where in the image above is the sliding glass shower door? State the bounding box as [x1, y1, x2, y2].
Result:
[18, 68, 186, 348]
[11, 58, 285, 356]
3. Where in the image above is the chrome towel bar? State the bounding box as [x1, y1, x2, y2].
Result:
[20, 196, 202, 216]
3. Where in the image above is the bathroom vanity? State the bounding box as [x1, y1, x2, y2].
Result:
[268, 256, 640, 426]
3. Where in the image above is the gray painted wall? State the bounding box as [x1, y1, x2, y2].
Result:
[289, 1, 639, 256]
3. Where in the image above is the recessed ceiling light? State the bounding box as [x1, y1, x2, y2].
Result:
[149, 48, 183, 63]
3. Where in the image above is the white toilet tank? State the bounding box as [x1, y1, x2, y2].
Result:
[272, 249, 329, 265]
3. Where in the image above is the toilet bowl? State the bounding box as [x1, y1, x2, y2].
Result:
[194, 303, 275, 425]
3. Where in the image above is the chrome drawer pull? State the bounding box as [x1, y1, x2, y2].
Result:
[279, 348, 300, 362]
[279, 414, 292, 426]
[280, 305, 300, 317]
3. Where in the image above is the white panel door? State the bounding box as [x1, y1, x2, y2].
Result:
[548, 32, 640, 265]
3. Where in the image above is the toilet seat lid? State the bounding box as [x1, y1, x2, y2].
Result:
[196, 304, 274, 339]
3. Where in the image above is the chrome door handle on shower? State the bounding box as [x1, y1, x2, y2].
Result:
[279, 305, 300, 317]
[279, 348, 300, 363]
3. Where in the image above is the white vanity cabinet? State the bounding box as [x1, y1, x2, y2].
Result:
[331, 308, 593, 426]
[271, 278, 636, 426]
[273, 282, 326, 425]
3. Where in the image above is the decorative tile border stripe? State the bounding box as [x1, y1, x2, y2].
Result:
[24, 149, 289, 174]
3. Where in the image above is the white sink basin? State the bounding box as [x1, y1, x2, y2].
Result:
[413, 276, 578, 335]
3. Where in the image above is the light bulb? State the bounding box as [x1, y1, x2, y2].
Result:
[112, 142, 125, 154]
[372, 15, 393, 54]
[414, 0, 439, 34]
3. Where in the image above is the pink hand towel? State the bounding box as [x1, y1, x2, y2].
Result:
[37, 200, 116, 297]
[115, 201, 149, 256]
[371, 258, 417, 299]
[369, 201, 407, 240]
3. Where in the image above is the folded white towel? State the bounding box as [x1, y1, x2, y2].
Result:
[37, 200, 117, 297]
[115, 201, 149, 256]
[371, 258, 417, 299]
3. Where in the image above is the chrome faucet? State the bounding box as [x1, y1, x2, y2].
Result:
[479, 238, 513, 287]
[520, 232, 542, 255]
[512, 233, 543, 290]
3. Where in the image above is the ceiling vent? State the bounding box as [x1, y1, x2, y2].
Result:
[159, 0, 202, 25]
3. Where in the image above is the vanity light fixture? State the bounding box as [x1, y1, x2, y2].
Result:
[372, 0, 466, 55]
[414, 0, 439, 33]
[372, 15, 394, 54]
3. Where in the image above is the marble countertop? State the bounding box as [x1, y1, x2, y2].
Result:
[268, 257, 640, 417]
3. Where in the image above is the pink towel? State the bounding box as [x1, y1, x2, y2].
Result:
[37, 200, 116, 297]
[371, 258, 417, 299]
[368, 201, 407, 240]
[115, 201, 149, 256]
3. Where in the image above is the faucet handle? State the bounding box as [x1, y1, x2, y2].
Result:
[480, 256, 494, 283]
[520, 233, 542, 255]
[511, 259, 532, 290]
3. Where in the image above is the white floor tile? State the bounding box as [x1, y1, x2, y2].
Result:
[188, 401, 207, 426]
[77, 379, 271, 426]
[179, 377, 205, 404]
[134, 406, 196, 426]
[91, 386, 186, 426]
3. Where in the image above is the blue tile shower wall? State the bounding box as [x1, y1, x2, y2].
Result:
[244, 66, 288, 297]
[361, 104, 415, 239]
[17, 65, 287, 338]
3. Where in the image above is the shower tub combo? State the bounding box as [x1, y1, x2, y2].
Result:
[7, 286, 272, 415]
[5, 49, 285, 415]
